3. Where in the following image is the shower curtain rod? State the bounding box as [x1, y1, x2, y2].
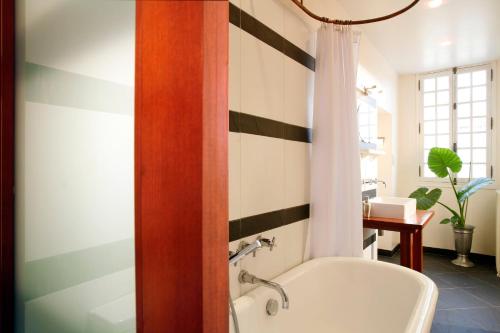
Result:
[290, 0, 420, 25]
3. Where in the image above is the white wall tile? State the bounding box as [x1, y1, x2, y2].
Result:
[283, 220, 308, 270]
[240, 0, 284, 35]
[284, 141, 310, 207]
[229, 24, 241, 112]
[283, 6, 316, 56]
[241, 134, 285, 217]
[241, 32, 284, 122]
[229, 133, 242, 221]
[284, 57, 314, 128]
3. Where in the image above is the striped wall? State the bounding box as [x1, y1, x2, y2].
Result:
[227, 0, 315, 298]
[15, 1, 136, 332]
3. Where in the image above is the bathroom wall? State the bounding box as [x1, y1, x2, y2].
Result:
[229, 0, 401, 298]
[228, 0, 315, 298]
[396, 60, 500, 255]
[15, 1, 136, 332]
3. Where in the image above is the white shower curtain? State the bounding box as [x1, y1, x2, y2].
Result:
[310, 25, 363, 258]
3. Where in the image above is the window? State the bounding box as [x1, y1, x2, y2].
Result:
[419, 64, 494, 180]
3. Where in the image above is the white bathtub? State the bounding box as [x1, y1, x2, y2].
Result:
[230, 257, 438, 333]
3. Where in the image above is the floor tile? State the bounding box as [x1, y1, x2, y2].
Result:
[463, 284, 500, 307]
[425, 272, 454, 289]
[436, 288, 489, 310]
[467, 271, 500, 288]
[436, 272, 486, 288]
[432, 307, 500, 333]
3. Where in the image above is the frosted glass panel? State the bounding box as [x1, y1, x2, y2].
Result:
[15, 1, 136, 332]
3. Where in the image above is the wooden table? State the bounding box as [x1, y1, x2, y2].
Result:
[363, 210, 435, 272]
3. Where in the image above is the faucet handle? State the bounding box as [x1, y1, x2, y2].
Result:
[258, 236, 277, 251]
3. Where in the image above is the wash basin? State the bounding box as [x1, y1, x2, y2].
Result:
[230, 257, 438, 333]
[369, 196, 416, 219]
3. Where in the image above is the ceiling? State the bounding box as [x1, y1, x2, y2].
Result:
[334, 0, 500, 74]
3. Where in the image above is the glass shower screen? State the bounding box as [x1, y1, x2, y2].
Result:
[14, 0, 136, 332]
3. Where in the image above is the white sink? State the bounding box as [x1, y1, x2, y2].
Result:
[369, 196, 417, 219]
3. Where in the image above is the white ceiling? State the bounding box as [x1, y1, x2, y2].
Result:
[334, 0, 500, 74]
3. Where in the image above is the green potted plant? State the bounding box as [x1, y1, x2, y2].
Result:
[409, 147, 493, 267]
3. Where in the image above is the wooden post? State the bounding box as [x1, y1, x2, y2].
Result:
[135, 1, 229, 332]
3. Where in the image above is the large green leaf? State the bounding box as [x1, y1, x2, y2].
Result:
[409, 187, 442, 210]
[428, 147, 462, 178]
[457, 177, 493, 203]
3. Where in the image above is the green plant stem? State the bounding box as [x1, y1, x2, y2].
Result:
[447, 170, 465, 227]
[436, 201, 460, 218]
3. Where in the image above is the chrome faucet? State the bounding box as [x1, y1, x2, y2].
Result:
[362, 178, 386, 188]
[229, 240, 262, 265]
[239, 270, 289, 309]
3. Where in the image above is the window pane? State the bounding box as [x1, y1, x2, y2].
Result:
[424, 135, 435, 148]
[424, 78, 435, 92]
[472, 102, 487, 116]
[424, 164, 434, 177]
[437, 120, 449, 134]
[424, 107, 436, 120]
[457, 118, 470, 133]
[424, 149, 430, 162]
[424, 121, 436, 134]
[457, 164, 470, 178]
[457, 103, 471, 118]
[472, 164, 486, 178]
[472, 86, 486, 101]
[359, 127, 369, 139]
[457, 133, 471, 147]
[472, 133, 486, 147]
[472, 70, 486, 85]
[472, 117, 486, 132]
[437, 135, 449, 147]
[457, 149, 471, 163]
[437, 76, 449, 90]
[424, 92, 435, 106]
[436, 106, 449, 119]
[472, 148, 486, 163]
[457, 73, 471, 87]
[437, 91, 449, 105]
[457, 88, 471, 103]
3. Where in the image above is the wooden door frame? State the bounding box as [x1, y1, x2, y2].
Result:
[0, 0, 15, 331]
[0, 0, 229, 332]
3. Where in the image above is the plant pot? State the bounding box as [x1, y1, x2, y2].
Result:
[451, 225, 475, 267]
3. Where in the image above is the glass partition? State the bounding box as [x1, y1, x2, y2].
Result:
[15, 1, 136, 332]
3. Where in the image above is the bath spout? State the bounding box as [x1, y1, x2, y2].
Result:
[239, 270, 289, 309]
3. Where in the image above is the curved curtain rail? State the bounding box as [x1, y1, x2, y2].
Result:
[289, 0, 420, 25]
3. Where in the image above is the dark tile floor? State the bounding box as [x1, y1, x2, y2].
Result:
[379, 252, 500, 333]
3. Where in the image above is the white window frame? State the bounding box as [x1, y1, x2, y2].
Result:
[417, 62, 496, 184]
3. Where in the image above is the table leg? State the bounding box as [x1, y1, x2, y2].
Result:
[400, 232, 413, 269]
[413, 229, 423, 272]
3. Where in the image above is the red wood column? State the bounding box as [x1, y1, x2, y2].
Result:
[135, 1, 229, 333]
[400, 232, 414, 269]
[413, 229, 423, 272]
[0, 0, 15, 331]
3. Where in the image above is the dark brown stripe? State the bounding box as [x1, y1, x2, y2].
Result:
[363, 233, 377, 250]
[229, 1, 240, 27]
[229, 204, 310, 242]
[229, 2, 315, 71]
[229, 110, 311, 143]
